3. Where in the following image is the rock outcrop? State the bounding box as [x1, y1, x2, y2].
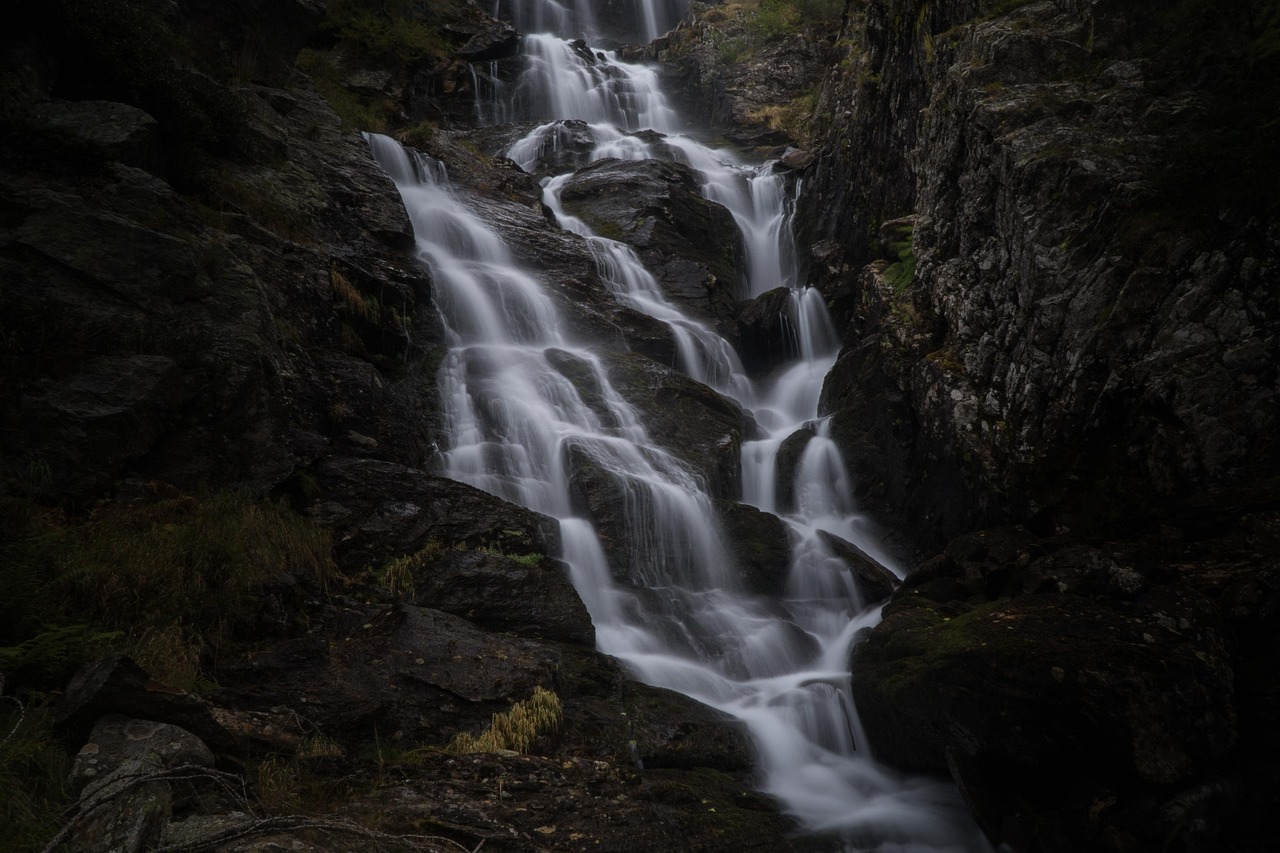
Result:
[558, 156, 747, 336]
[798, 2, 1280, 850]
[801, 0, 1279, 546]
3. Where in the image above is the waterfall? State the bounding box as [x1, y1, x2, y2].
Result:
[493, 0, 690, 44]
[368, 2, 995, 849]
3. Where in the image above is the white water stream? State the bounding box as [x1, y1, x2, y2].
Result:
[369, 3, 993, 849]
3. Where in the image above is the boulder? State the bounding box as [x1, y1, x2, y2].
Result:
[852, 527, 1245, 849]
[558, 157, 746, 336]
[34, 100, 161, 176]
[816, 530, 897, 605]
[217, 601, 561, 747]
[70, 715, 214, 795]
[598, 349, 745, 500]
[52, 655, 306, 755]
[450, 18, 520, 62]
[308, 457, 562, 572]
[412, 549, 595, 646]
[736, 286, 797, 377]
[773, 424, 815, 512]
[717, 500, 792, 597]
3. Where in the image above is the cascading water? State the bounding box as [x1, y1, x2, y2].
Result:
[493, 0, 689, 45]
[368, 2, 995, 849]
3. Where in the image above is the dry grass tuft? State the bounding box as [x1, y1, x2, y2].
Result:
[448, 686, 562, 754]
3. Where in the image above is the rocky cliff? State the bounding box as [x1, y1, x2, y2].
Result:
[799, 0, 1278, 546]
[788, 1, 1279, 850]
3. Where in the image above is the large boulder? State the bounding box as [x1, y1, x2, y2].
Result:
[849, 519, 1271, 852]
[717, 500, 792, 597]
[736, 286, 797, 377]
[557, 157, 746, 336]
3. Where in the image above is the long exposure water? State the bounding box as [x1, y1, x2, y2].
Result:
[370, 2, 993, 849]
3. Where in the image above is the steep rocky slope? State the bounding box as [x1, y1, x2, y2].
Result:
[0, 2, 816, 850]
[786, 1, 1279, 850]
[799, 0, 1278, 545]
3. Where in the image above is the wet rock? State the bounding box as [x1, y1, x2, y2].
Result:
[778, 147, 814, 170]
[773, 424, 815, 512]
[816, 530, 898, 605]
[410, 132, 682, 364]
[558, 157, 746, 336]
[598, 349, 746, 500]
[717, 500, 792, 596]
[736, 286, 798, 377]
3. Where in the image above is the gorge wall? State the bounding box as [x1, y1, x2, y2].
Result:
[786, 1, 1279, 850]
[797, 0, 1278, 547]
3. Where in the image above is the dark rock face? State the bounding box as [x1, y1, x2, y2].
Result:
[737, 286, 799, 377]
[653, 3, 833, 149]
[558, 157, 746, 336]
[0, 82, 436, 502]
[803, 6, 1280, 848]
[804, 0, 1280, 547]
[851, 514, 1280, 851]
[598, 349, 746, 500]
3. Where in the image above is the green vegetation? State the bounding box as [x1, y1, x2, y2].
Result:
[709, 0, 846, 63]
[0, 490, 334, 695]
[395, 120, 439, 149]
[319, 0, 450, 65]
[882, 221, 917, 293]
[0, 699, 74, 853]
[448, 687, 563, 754]
[297, 1, 465, 130]
[747, 88, 820, 142]
[296, 49, 399, 132]
[0, 488, 333, 851]
[376, 540, 447, 598]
